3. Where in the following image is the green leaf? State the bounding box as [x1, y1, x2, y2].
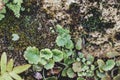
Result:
[52, 49, 64, 62]
[40, 48, 53, 60]
[0, 14, 5, 21]
[0, 76, 4, 80]
[97, 59, 105, 72]
[9, 72, 22, 80]
[86, 54, 94, 63]
[7, 3, 21, 18]
[102, 60, 115, 71]
[77, 77, 85, 80]
[64, 58, 75, 65]
[2, 73, 13, 80]
[7, 59, 14, 72]
[116, 60, 120, 66]
[13, 64, 31, 74]
[12, 34, 20, 41]
[0, 7, 6, 13]
[0, 7, 6, 21]
[33, 65, 43, 71]
[67, 68, 75, 78]
[96, 70, 106, 78]
[56, 36, 66, 47]
[2, 0, 9, 4]
[76, 38, 82, 50]
[24, 46, 40, 64]
[77, 72, 82, 77]
[1, 52, 7, 74]
[62, 67, 68, 77]
[46, 76, 57, 80]
[56, 24, 69, 35]
[65, 40, 74, 49]
[39, 58, 48, 65]
[78, 52, 84, 58]
[65, 50, 73, 57]
[44, 59, 54, 70]
[13, 0, 23, 5]
[72, 62, 81, 72]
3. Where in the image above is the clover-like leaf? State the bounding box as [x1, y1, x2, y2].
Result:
[102, 60, 115, 71]
[72, 62, 81, 72]
[44, 59, 54, 70]
[52, 49, 64, 62]
[24, 46, 40, 64]
[40, 48, 53, 60]
[67, 68, 75, 78]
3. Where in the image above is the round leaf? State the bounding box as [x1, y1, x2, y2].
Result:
[102, 60, 115, 71]
[65, 40, 74, 49]
[77, 77, 85, 80]
[87, 54, 94, 63]
[24, 46, 40, 64]
[40, 48, 53, 60]
[44, 59, 54, 70]
[72, 62, 81, 72]
[67, 68, 75, 78]
[56, 36, 66, 47]
[52, 49, 64, 62]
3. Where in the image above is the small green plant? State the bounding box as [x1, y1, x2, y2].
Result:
[75, 53, 95, 77]
[61, 53, 95, 79]
[56, 24, 74, 50]
[0, 0, 23, 20]
[0, 52, 31, 80]
[23, 24, 120, 80]
[24, 46, 64, 71]
[96, 59, 115, 79]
